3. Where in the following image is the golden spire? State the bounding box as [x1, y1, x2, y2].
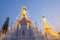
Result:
[22, 6, 26, 17]
[43, 16, 50, 28]
[20, 6, 28, 20]
[43, 16, 59, 38]
[16, 6, 32, 27]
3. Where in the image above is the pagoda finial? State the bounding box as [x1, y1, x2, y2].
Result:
[22, 6, 27, 18]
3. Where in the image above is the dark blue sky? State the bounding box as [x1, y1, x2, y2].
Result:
[0, 0, 60, 32]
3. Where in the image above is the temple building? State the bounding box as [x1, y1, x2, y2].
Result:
[0, 6, 45, 40]
[0, 6, 59, 40]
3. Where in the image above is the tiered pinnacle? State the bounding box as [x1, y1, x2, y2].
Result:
[20, 6, 28, 20]
[16, 6, 32, 27]
[43, 16, 59, 38]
